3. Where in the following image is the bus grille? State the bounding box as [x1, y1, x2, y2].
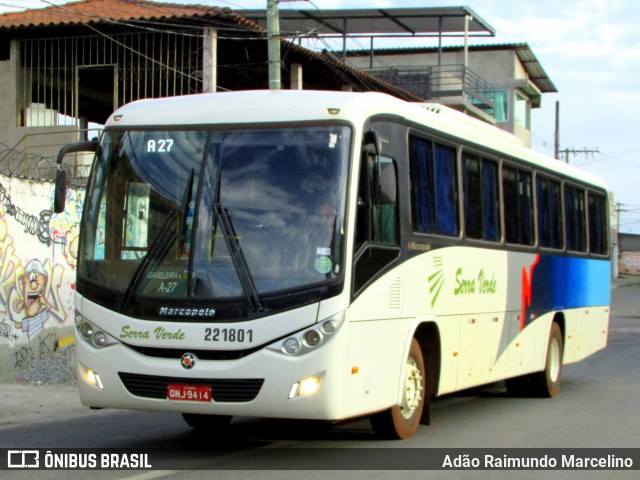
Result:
[118, 372, 264, 402]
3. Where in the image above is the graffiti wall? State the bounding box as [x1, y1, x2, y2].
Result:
[0, 175, 82, 380]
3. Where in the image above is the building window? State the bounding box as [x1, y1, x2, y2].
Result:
[494, 89, 509, 123]
[18, 32, 203, 128]
[514, 91, 529, 128]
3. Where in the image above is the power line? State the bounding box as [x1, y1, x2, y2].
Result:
[557, 147, 600, 164]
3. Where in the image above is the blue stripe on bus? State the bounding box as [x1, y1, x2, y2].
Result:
[531, 255, 611, 312]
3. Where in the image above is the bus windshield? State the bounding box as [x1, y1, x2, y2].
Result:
[77, 125, 351, 318]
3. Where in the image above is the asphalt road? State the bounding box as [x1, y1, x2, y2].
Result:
[1, 279, 639, 479]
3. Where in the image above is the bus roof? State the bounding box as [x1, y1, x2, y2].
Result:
[107, 90, 607, 190]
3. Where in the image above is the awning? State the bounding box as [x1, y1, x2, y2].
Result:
[241, 7, 496, 39]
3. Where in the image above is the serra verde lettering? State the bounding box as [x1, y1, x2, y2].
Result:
[120, 325, 185, 341]
[454, 267, 497, 296]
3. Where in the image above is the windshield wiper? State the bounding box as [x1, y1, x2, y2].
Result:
[121, 172, 195, 308]
[213, 203, 266, 313]
[121, 211, 177, 308]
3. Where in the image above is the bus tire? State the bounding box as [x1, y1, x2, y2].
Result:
[182, 413, 233, 430]
[370, 337, 425, 439]
[506, 322, 563, 398]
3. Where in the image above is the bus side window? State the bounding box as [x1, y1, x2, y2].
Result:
[565, 184, 587, 252]
[463, 154, 500, 242]
[503, 165, 533, 246]
[353, 151, 400, 295]
[372, 157, 398, 245]
[536, 176, 563, 249]
[588, 192, 608, 255]
[409, 135, 458, 237]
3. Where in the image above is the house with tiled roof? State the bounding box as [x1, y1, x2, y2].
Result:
[0, 1, 558, 180]
[0, 0, 420, 182]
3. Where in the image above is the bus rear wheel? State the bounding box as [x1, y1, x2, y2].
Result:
[506, 322, 563, 398]
[371, 338, 425, 439]
[182, 413, 233, 430]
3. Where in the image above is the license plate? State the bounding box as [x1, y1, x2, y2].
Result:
[167, 384, 212, 402]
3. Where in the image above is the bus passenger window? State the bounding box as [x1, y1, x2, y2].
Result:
[565, 185, 587, 252]
[503, 165, 533, 246]
[536, 176, 563, 249]
[482, 160, 500, 241]
[409, 135, 458, 236]
[463, 154, 482, 239]
[588, 192, 608, 255]
[463, 154, 500, 242]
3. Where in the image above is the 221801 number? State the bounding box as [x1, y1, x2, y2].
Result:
[204, 328, 253, 343]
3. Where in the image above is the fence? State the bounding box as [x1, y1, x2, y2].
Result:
[0, 129, 97, 187]
[366, 64, 496, 118]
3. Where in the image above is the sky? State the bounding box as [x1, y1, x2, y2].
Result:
[2, 0, 640, 232]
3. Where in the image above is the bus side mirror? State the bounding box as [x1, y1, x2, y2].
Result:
[53, 169, 67, 213]
[53, 140, 99, 214]
[363, 130, 382, 156]
[363, 130, 395, 204]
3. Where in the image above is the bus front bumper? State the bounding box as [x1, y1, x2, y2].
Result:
[75, 332, 349, 421]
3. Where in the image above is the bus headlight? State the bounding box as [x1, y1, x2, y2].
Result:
[283, 338, 302, 355]
[79, 363, 104, 390]
[321, 320, 336, 334]
[92, 331, 108, 348]
[267, 312, 345, 356]
[79, 322, 94, 340]
[75, 311, 119, 349]
[289, 375, 322, 399]
[304, 329, 321, 347]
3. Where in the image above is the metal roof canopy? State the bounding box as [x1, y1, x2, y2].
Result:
[242, 7, 496, 38]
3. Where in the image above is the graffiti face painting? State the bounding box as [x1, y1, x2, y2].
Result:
[17, 259, 52, 318]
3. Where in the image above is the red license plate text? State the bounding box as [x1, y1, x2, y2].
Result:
[167, 384, 212, 402]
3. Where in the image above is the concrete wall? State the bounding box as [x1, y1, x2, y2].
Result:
[619, 252, 640, 276]
[0, 42, 19, 147]
[0, 175, 82, 381]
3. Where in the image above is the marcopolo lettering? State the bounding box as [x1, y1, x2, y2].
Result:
[159, 307, 216, 317]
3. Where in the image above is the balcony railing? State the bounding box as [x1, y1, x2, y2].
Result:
[364, 64, 496, 118]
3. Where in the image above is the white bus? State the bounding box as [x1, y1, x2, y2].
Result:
[56, 90, 610, 439]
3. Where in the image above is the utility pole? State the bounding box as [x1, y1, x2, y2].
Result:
[554, 101, 599, 164]
[554, 101, 560, 159]
[267, 0, 281, 90]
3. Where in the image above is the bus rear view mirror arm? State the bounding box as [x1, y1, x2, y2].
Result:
[54, 141, 99, 214]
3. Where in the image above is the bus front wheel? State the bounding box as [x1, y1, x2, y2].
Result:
[371, 337, 426, 439]
[506, 322, 564, 398]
